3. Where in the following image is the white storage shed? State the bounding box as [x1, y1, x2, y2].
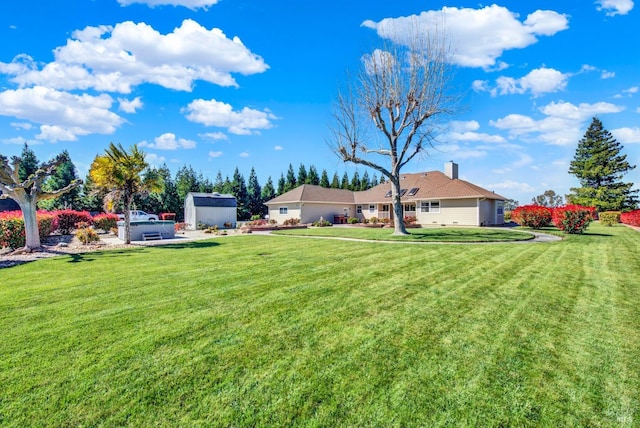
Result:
[184, 192, 237, 230]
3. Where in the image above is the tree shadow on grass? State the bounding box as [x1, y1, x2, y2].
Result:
[150, 241, 220, 250]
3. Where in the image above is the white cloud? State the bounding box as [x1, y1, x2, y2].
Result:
[183, 99, 277, 135]
[596, 0, 634, 16]
[118, 96, 143, 113]
[2, 136, 41, 145]
[446, 120, 507, 144]
[239, 152, 250, 157]
[0, 20, 268, 94]
[199, 132, 228, 141]
[139, 132, 196, 150]
[612, 127, 640, 143]
[274, 145, 283, 150]
[117, 0, 219, 9]
[362, 5, 568, 69]
[497, 67, 568, 97]
[623, 86, 639, 95]
[144, 152, 166, 166]
[601, 70, 615, 79]
[484, 179, 537, 193]
[0, 86, 123, 141]
[490, 101, 624, 145]
[208, 151, 223, 158]
[10, 122, 32, 130]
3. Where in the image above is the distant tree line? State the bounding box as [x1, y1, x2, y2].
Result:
[8, 144, 384, 221]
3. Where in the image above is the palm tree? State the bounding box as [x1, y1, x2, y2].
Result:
[89, 143, 163, 244]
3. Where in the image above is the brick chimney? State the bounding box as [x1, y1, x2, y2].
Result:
[444, 161, 458, 179]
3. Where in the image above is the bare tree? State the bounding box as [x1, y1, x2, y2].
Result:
[0, 154, 81, 252]
[329, 23, 459, 235]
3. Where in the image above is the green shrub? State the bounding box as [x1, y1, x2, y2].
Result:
[312, 218, 332, 227]
[74, 222, 100, 245]
[347, 217, 359, 224]
[250, 214, 262, 221]
[370, 217, 379, 224]
[599, 211, 620, 226]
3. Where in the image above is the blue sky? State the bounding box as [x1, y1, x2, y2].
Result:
[1, 0, 638, 205]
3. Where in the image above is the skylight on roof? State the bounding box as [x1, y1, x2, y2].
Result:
[384, 190, 392, 198]
[407, 187, 419, 196]
[399, 189, 407, 196]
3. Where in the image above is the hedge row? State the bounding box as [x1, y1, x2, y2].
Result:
[0, 210, 120, 249]
[620, 210, 640, 227]
[512, 205, 596, 234]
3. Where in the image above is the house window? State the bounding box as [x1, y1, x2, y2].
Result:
[420, 200, 440, 213]
[381, 204, 390, 212]
[497, 202, 504, 215]
[356, 205, 362, 214]
[279, 207, 288, 215]
[369, 205, 375, 213]
[404, 203, 416, 212]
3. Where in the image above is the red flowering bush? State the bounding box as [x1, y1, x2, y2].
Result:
[552, 205, 595, 234]
[54, 209, 93, 235]
[0, 210, 56, 249]
[511, 205, 552, 229]
[620, 210, 640, 227]
[92, 213, 120, 233]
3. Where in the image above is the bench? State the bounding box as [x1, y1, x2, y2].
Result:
[142, 231, 163, 241]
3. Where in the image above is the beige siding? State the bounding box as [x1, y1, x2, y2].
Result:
[268, 204, 302, 224]
[416, 198, 479, 226]
[302, 203, 355, 224]
[479, 199, 505, 226]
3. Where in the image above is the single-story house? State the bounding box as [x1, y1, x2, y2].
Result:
[184, 192, 237, 230]
[265, 162, 507, 227]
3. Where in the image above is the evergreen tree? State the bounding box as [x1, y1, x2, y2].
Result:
[379, 175, 386, 185]
[361, 171, 370, 190]
[79, 173, 105, 212]
[197, 172, 213, 193]
[284, 163, 297, 192]
[213, 171, 225, 193]
[297, 164, 308, 185]
[247, 167, 263, 217]
[18, 143, 39, 183]
[350, 171, 361, 191]
[38, 150, 81, 210]
[330, 172, 340, 188]
[371, 173, 379, 187]
[308, 165, 320, 185]
[175, 165, 198, 201]
[231, 167, 249, 220]
[156, 164, 181, 218]
[341, 172, 350, 190]
[568, 117, 638, 211]
[277, 173, 286, 195]
[319, 169, 330, 188]
[222, 175, 232, 195]
[261, 176, 276, 208]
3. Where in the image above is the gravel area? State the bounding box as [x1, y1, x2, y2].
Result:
[0, 230, 225, 269]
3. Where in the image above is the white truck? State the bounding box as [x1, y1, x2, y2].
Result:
[117, 210, 159, 221]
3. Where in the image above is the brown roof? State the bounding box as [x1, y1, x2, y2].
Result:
[266, 172, 507, 205]
[265, 184, 355, 205]
[354, 171, 507, 203]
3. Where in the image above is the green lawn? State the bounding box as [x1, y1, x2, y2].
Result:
[1, 223, 639, 426]
[272, 225, 535, 242]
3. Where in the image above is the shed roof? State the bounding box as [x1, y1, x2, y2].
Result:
[187, 192, 237, 208]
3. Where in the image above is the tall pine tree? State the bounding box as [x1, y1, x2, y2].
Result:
[247, 167, 263, 218]
[261, 176, 276, 206]
[307, 165, 319, 185]
[568, 117, 638, 211]
[320, 169, 330, 188]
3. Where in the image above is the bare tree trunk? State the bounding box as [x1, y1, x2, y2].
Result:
[390, 178, 408, 235]
[11, 193, 41, 251]
[123, 196, 132, 244]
